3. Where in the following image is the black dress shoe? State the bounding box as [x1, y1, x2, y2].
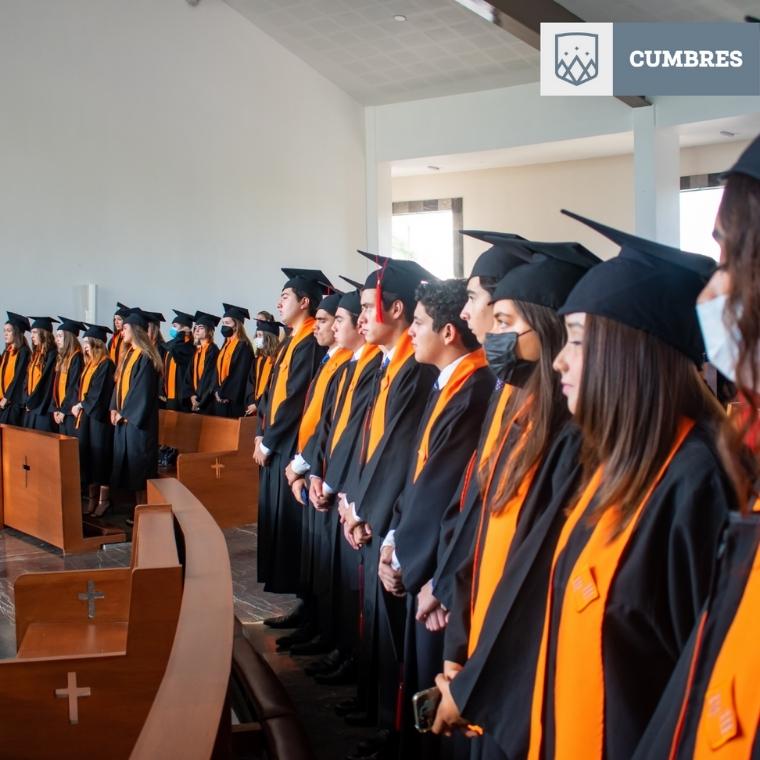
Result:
[304, 649, 342, 676]
[333, 697, 359, 717]
[263, 601, 305, 629]
[275, 624, 316, 650]
[290, 636, 333, 656]
[342, 711, 376, 728]
[315, 656, 357, 685]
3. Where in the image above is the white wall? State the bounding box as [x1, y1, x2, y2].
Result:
[0, 0, 366, 334]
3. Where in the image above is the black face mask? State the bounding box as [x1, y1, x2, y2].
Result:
[484, 330, 536, 387]
[220, 325, 234, 339]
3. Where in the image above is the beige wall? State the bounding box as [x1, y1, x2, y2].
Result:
[392, 140, 749, 272]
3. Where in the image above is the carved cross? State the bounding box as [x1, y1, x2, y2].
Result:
[77, 580, 105, 619]
[211, 458, 225, 480]
[55, 671, 91, 725]
[22, 457, 31, 487]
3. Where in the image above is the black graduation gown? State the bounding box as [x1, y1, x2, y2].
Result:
[256, 333, 324, 593]
[50, 352, 84, 436]
[76, 360, 116, 485]
[163, 335, 195, 412]
[22, 348, 57, 432]
[632, 512, 760, 760]
[110, 353, 160, 492]
[540, 424, 733, 760]
[192, 341, 219, 414]
[0, 345, 31, 426]
[342, 354, 437, 726]
[214, 339, 254, 418]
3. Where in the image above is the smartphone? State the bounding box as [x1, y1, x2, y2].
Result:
[412, 686, 442, 733]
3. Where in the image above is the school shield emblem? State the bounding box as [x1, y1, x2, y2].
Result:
[555, 32, 598, 86]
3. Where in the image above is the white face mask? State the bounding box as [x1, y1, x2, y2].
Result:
[254, 336, 265, 350]
[696, 294, 739, 383]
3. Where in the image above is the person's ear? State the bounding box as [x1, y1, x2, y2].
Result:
[390, 299, 405, 321]
[441, 323, 456, 346]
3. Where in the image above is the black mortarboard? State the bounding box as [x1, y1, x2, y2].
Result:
[114, 302, 131, 318]
[56, 317, 87, 336]
[256, 319, 282, 336]
[193, 311, 221, 329]
[82, 323, 113, 342]
[339, 275, 364, 290]
[460, 230, 527, 281]
[222, 303, 250, 322]
[5, 312, 30, 332]
[29, 316, 59, 331]
[172, 310, 194, 328]
[144, 311, 165, 325]
[318, 292, 343, 316]
[490, 240, 601, 310]
[559, 210, 716, 363]
[720, 132, 760, 183]
[281, 268, 334, 302]
[123, 309, 150, 330]
[338, 276, 363, 316]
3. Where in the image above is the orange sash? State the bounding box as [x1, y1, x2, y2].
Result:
[109, 331, 123, 365]
[268, 318, 316, 424]
[54, 348, 82, 407]
[193, 341, 210, 391]
[528, 418, 695, 760]
[26, 349, 46, 395]
[164, 334, 191, 399]
[75, 357, 106, 428]
[413, 349, 488, 482]
[255, 355, 274, 399]
[116, 348, 142, 410]
[216, 336, 239, 385]
[0, 347, 18, 399]
[297, 348, 352, 452]
[330, 345, 382, 455]
[365, 332, 415, 463]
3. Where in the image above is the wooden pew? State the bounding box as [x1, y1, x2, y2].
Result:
[159, 410, 258, 528]
[0, 424, 126, 553]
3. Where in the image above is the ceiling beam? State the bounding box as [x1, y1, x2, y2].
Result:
[484, 0, 651, 108]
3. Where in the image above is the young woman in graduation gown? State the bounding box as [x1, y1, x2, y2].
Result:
[431, 240, 599, 760]
[109, 303, 129, 366]
[245, 316, 280, 417]
[110, 309, 162, 516]
[50, 318, 85, 436]
[0, 313, 31, 426]
[518, 212, 737, 760]
[22, 317, 59, 431]
[190, 312, 220, 415]
[632, 136, 760, 760]
[73, 324, 116, 517]
[214, 303, 254, 418]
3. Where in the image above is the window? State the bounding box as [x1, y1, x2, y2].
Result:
[680, 174, 723, 261]
[392, 198, 464, 279]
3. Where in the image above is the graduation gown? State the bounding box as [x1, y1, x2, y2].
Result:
[22, 347, 57, 432]
[632, 511, 760, 760]
[50, 351, 84, 436]
[257, 320, 324, 593]
[191, 340, 219, 414]
[110, 349, 160, 492]
[213, 337, 254, 418]
[163, 334, 194, 412]
[75, 358, 116, 485]
[108, 331, 124, 367]
[0, 344, 31, 426]
[533, 422, 733, 760]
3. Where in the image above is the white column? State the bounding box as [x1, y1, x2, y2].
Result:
[364, 107, 393, 258]
[633, 106, 681, 246]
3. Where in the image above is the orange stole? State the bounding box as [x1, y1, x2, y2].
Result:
[26, 350, 46, 394]
[527, 418, 695, 760]
[365, 332, 415, 463]
[297, 348, 353, 452]
[164, 335, 191, 399]
[255, 355, 274, 399]
[269, 318, 316, 425]
[193, 341, 210, 391]
[54, 349, 82, 407]
[0, 347, 18, 398]
[216, 336, 240, 385]
[412, 349, 488, 482]
[75, 357, 106, 428]
[116, 348, 142, 410]
[109, 332, 123, 365]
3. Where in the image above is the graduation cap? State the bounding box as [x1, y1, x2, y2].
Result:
[114, 302, 131, 318]
[144, 311, 165, 325]
[281, 268, 334, 302]
[82, 323, 113, 342]
[559, 210, 716, 363]
[255, 319, 282, 336]
[460, 230, 527, 281]
[5, 312, 30, 332]
[194, 311, 221, 329]
[489, 240, 601, 310]
[358, 251, 437, 323]
[339, 275, 364, 290]
[123, 309, 150, 330]
[171, 310, 194, 328]
[28, 316, 59, 332]
[720, 132, 760, 183]
[56, 317, 87, 336]
[318, 292, 344, 317]
[222, 303, 250, 322]
[338, 276, 363, 316]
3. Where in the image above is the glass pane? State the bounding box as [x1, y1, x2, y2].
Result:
[679, 187, 724, 261]
[392, 210, 454, 278]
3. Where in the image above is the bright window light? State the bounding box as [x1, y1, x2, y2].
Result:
[392, 210, 455, 278]
[679, 187, 723, 261]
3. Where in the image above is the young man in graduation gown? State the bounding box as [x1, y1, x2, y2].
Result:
[377, 278, 494, 759]
[337, 253, 437, 748]
[0, 313, 31, 426]
[190, 311, 220, 415]
[255, 269, 327, 597]
[23, 316, 59, 431]
[50, 317, 86, 436]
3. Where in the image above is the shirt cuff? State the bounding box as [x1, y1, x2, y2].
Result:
[391, 550, 401, 572]
[292, 454, 310, 475]
[322, 481, 335, 495]
[381, 529, 396, 550]
[259, 442, 271, 457]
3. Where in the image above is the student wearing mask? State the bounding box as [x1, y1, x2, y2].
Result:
[163, 310, 195, 412]
[190, 311, 220, 415]
[0, 313, 31, 426]
[214, 304, 254, 418]
[50, 317, 85, 436]
[246, 316, 281, 417]
[23, 317, 59, 431]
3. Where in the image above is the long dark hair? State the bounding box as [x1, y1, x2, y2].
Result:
[576, 315, 726, 530]
[481, 300, 570, 511]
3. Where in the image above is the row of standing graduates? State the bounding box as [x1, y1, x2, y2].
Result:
[251, 140, 759, 760]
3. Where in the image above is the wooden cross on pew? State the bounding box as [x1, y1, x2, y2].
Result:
[77, 580, 105, 619]
[22, 456, 31, 487]
[211, 458, 225, 480]
[55, 671, 91, 725]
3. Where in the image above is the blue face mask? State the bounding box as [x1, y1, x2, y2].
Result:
[169, 327, 180, 339]
[696, 294, 739, 384]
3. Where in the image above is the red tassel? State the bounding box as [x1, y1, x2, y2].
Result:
[375, 280, 384, 324]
